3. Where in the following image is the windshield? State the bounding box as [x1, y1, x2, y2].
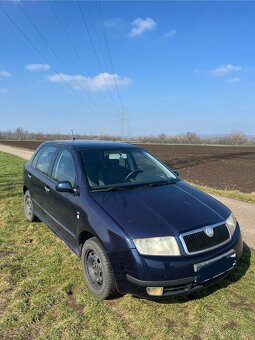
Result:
[79, 148, 178, 191]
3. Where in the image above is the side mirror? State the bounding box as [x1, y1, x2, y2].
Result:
[56, 181, 74, 193]
[173, 170, 179, 177]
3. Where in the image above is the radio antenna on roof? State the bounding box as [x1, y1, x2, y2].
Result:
[71, 129, 75, 141]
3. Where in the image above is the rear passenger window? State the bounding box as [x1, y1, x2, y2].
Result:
[52, 149, 76, 187]
[34, 146, 57, 175]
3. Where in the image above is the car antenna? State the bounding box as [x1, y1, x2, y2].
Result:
[71, 129, 75, 141]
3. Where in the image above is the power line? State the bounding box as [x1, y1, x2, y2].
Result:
[17, 2, 112, 121]
[82, 0, 123, 132]
[95, 1, 128, 139]
[77, 0, 121, 116]
[48, 0, 114, 113]
[96, 1, 125, 110]
[120, 107, 125, 141]
[48, 1, 91, 78]
[83, 1, 107, 70]
[0, 4, 92, 115]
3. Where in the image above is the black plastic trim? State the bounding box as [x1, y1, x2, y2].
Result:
[126, 274, 194, 287]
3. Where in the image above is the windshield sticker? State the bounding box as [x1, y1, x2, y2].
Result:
[109, 153, 127, 160]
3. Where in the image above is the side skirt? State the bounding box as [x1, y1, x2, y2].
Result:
[34, 210, 80, 257]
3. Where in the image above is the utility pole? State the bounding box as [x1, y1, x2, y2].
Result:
[120, 107, 127, 141]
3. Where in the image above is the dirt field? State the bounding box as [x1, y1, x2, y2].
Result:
[1, 140, 255, 193]
[140, 144, 255, 193]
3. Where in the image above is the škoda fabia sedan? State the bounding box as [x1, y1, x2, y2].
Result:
[23, 141, 243, 299]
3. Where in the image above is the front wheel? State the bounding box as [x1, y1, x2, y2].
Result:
[24, 190, 36, 222]
[81, 237, 117, 300]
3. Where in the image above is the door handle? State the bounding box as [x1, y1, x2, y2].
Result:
[28, 173, 32, 179]
[44, 186, 50, 193]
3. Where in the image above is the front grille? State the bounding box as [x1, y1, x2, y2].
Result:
[181, 223, 230, 255]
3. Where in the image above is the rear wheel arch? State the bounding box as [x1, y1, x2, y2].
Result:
[24, 190, 36, 222]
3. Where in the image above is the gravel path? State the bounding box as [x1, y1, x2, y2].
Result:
[0, 143, 33, 160]
[1, 143, 254, 249]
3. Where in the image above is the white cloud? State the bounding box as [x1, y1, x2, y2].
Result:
[210, 64, 241, 77]
[161, 30, 177, 39]
[0, 70, 11, 78]
[225, 77, 240, 83]
[129, 18, 156, 37]
[25, 63, 51, 72]
[48, 72, 131, 92]
[104, 18, 125, 29]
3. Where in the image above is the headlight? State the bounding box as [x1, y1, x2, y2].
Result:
[226, 213, 237, 236]
[133, 236, 181, 256]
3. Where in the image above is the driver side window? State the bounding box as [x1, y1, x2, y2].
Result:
[52, 149, 76, 187]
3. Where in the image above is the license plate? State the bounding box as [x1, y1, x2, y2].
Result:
[194, 250, 236, 283]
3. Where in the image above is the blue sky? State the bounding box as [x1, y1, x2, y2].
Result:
[0, 1, 255, 136]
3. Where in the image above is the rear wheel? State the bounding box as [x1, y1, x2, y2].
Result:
[24, 190, 36, 222]
[81, 237, 117, 300]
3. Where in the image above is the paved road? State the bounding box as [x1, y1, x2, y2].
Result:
[210, 195, 255, 249]
[1, 143, 254, 249]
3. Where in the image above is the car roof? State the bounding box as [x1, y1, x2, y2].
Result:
[40, 140, 139, 151]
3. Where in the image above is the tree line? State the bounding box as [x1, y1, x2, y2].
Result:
[0, 128, 254, 146]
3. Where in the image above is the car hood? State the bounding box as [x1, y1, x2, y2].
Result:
[91, 181, 231, 239]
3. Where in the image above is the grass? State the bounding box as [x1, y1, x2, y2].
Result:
[0, 151, 254, 339]
[190, 183, 255, 204]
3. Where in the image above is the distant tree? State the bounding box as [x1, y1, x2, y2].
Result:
[229, 131, 248, 145]
[158, 133, 167, 143]
[250, 136, 255, 145]
[1, 128, 253, 145]
[14, 127, 27, 140]
[179, 132, 200, 144]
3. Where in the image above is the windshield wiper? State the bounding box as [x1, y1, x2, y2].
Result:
[91, 179, 177, 192]
[91, 186, 130, 192]
[140, 180, 177, 189]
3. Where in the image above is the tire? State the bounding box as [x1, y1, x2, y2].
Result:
[81, 237, 117, 300]
[24, 190, 36, 222]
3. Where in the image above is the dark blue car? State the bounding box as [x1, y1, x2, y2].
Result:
[23, 140, 243, 299]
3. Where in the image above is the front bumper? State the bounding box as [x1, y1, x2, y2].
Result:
[108, 225, 243, 298]
[126, 270, 233, 297]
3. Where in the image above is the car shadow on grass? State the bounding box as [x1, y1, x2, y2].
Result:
[134, 242, 251, 304]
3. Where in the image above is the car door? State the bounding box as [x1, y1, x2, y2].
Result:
[43, 148, 78, 248]
[28, 145, 58, 220]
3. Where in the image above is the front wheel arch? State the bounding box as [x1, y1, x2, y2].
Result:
[78, 230, 94, 254]
[81, 237, 117, 300]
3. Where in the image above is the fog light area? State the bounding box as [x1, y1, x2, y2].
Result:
[146, 287, 164, 296]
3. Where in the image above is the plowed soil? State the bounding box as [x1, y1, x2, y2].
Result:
[140, 144, 255, 193]
[1, 140, 254, 193]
